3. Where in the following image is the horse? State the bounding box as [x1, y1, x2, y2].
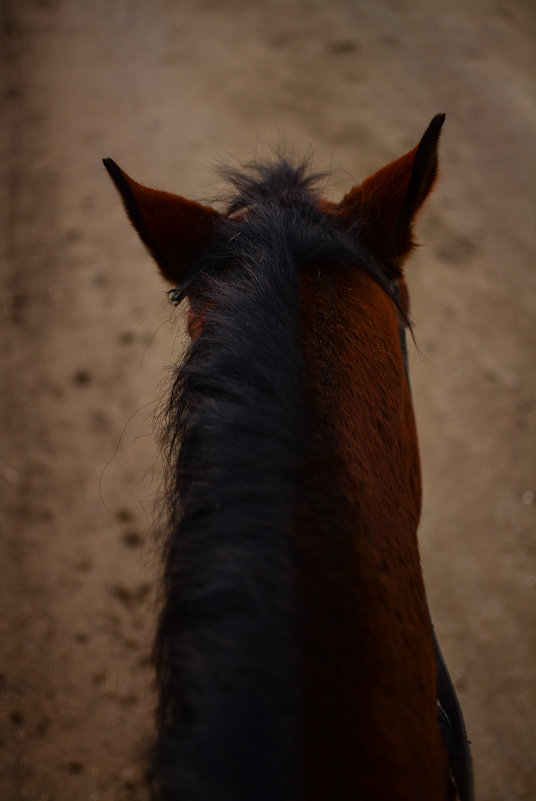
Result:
[104, 114, 472, 801]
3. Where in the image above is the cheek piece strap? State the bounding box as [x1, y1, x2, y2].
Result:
[391, 279, 474, 801]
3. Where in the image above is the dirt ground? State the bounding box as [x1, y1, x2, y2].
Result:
[1, 1, 534, 799]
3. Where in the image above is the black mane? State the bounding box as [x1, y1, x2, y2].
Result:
[150, 159, 394, 800]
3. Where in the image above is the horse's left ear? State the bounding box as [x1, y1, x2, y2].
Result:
[337, 114, 445, 267]
[103, 158, 222, 286]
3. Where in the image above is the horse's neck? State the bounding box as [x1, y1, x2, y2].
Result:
[296, 273, 451, 800]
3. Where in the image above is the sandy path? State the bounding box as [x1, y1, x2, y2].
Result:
[1, 1, 534, 799]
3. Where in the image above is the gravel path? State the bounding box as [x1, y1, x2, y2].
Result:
[1, 2, 534, 799]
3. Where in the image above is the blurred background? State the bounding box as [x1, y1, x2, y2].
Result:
[1, 1, 534, 799]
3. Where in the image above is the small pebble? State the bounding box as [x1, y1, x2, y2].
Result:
[121, 530, 143, 548]
[66, 760, 84, 775]
[72, 369, 92, 386]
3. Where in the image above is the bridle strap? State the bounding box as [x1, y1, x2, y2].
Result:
[391, 280, 410, 384]
[392, 280, 473, 800]
[433, 627, 474, 801]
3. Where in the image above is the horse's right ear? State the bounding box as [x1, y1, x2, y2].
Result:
[337, 114, 445, 270]
[103, 159, 221, 286]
